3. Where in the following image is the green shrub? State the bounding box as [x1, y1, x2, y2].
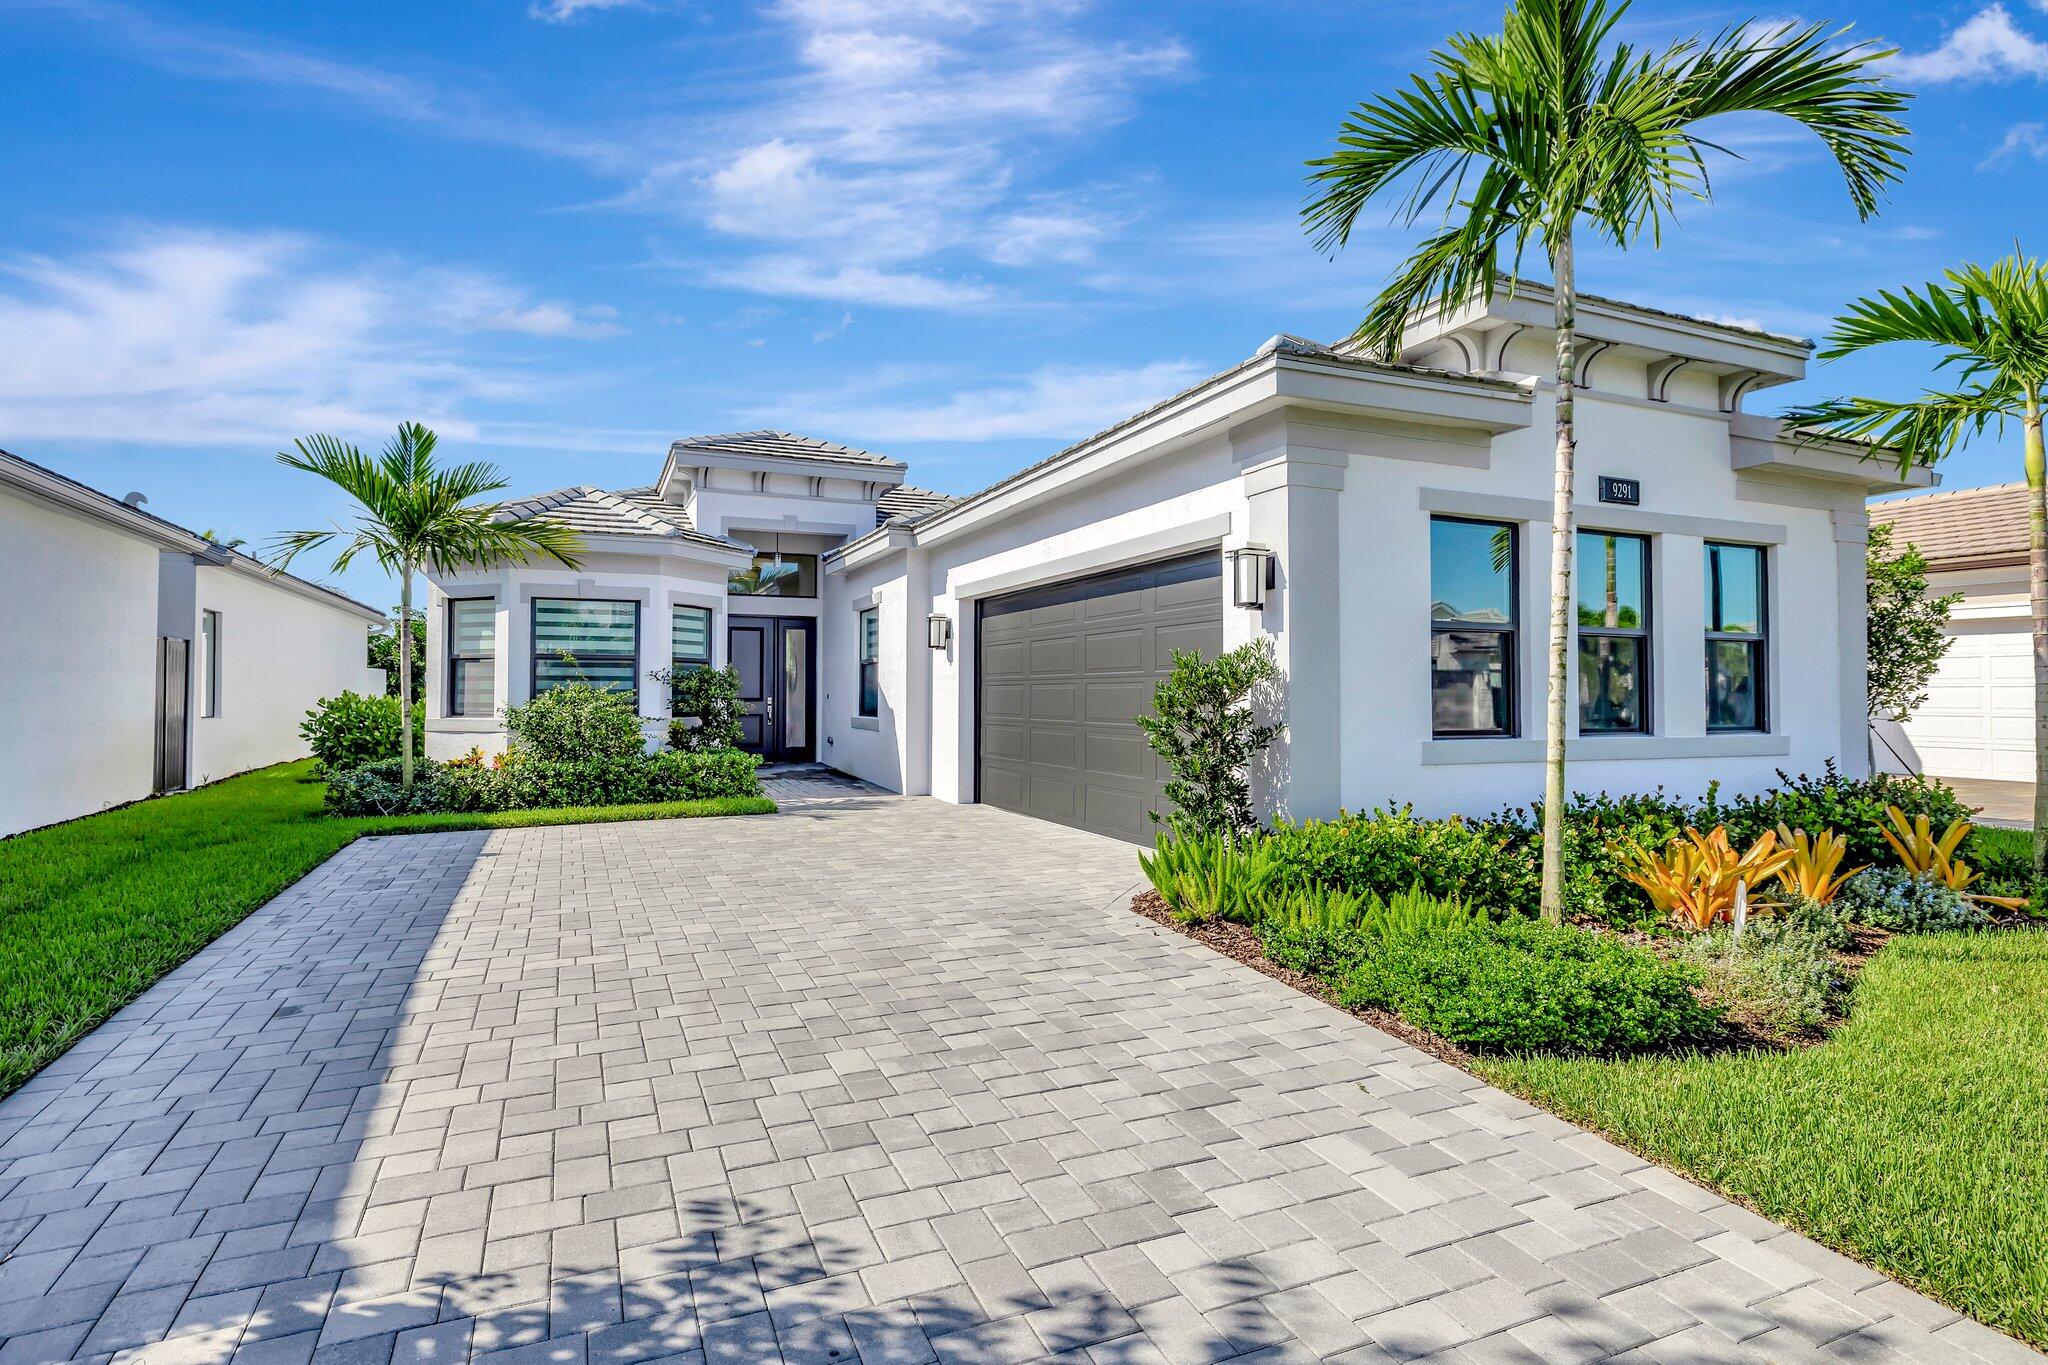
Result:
[1482, 790, 1692, 927]
[1263, 808, 1530, 915]
[1258, 885, 1480, 982]
[324, 749, 761, 817]
[300, 691, 421, 773]
[1678, 922, 1847, 1038]
[1712, 764, 1974, 870]
[505, 683, 646, 763]
[664, 665, 747, 752]
[1838, 867, 1993, 933]
[1964, 826, 2036, 908]
[1134, 639, 1283, 837]
[1338, 918, 1718, 1055]
[1137, 829, 1285, 924]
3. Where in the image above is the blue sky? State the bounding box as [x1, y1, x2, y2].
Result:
[3, 0, 2045, 609]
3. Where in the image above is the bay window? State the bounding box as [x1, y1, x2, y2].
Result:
[672, 605, 713, 674]
[532, 598, 638, 705]
[447, 600, 495, 717]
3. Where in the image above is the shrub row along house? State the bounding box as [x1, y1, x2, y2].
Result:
[0, 448, 386, 837]
[427, 291, 1932, 843]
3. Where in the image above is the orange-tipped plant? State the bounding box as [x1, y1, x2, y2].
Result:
[1881, 805, 2029, 911]
[1622, 827, 1797, 932]
[1773, 825, 1863, 905]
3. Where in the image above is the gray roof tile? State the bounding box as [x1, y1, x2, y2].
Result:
[667, 430, 906, 470]
[1869, 482, 2029, 568]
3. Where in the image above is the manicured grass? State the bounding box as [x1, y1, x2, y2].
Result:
[0, 761, 774, 1098]
[1480, 930, 2048, 1348]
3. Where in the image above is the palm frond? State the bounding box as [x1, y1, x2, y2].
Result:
[1781, 384, 2017, 473]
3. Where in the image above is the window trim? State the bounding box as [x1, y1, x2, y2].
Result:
[857, 606, 880, 719]
[446, 598, 496, 718]
[1429, 515, 1519, 739]
[530, 597, 641, 708]
[1704, 541, 1769, 734]
[199, 609, 221, 718]
[1576, 529, 1652, 736]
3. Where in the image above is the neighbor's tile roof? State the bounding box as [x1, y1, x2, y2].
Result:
[495, 485, 746, 550]
[875, 484, 956, 528]
[1869, 482, 2030, 568]
[667, 430, 906, 470]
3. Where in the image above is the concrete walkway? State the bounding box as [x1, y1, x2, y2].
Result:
[0, 777, 2034, 1364]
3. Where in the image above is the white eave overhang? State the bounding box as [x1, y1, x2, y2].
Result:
[657, 448, 908, 502]
[1728, 413, 1937, 494]
[824, 345, 1531, 568]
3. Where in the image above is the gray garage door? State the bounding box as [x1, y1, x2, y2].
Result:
[977, 551, 1223, 843]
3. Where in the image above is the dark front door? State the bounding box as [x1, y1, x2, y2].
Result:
[729, 616, 815, 763]
[154, 636, 189, 793]
[978, 551, 1223, 843]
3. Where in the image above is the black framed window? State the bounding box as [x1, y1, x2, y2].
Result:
[1429, 516, 1517, 737]
[1705, 542, 1767, 732]
[447, 599, 496, 717]
[672, 605, 713, 675]
[199, 609, 221, 718]
[858, 607, 879, 718]
[1577, 531, 1650, 734]
[729, 553, 818, 598]
[532, 598, 638, 705]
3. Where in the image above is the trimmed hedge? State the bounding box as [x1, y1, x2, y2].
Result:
[326, 749, 763, 817]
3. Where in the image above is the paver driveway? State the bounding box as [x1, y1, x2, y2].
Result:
[0, 776, 2035, 1365]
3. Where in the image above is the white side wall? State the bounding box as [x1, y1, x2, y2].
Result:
[188, 567, 381, 785]
[0, 490, 163, 836]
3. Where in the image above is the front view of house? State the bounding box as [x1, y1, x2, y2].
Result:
[424, 291, 1931, 842]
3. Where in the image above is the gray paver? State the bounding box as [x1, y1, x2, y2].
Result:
[0, 773, 2032, 1362]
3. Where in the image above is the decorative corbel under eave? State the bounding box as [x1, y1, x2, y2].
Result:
[1645, 354, 1693, 403]
[1718, 368, 1766, 414]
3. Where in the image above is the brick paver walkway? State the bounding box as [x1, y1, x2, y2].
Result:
[0, 779, 2035, 1364]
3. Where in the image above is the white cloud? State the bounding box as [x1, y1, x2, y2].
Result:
[529, 0, 644, 21]
[0, 228, 616, 445]
[706, 257, 995, 309]
[1982, 121, 2048, 165]
[1890, 5, 2048, 82]
[775, 359, 1207, 442]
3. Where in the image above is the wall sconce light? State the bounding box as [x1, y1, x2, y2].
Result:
[927, 613, 953, 649]
[1228, 546, 1276, 610]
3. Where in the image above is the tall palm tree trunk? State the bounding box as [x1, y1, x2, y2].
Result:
[399, 562, 416, 793]
[1541, 232, 1577, 923]
[2028, 388, 2047, 880]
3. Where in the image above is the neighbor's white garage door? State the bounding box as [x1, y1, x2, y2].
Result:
[1900, 626, 2035, 781]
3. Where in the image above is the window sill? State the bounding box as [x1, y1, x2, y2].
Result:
[1419, 732, 1790, 765]
[851, 715, 880, 732]
[429, 716, 503, 733]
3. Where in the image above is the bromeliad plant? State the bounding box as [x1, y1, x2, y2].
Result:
[1773, 825, 1864, 905]
[1880, 806, 2029, 911]
[1621, 826, 1795, 932]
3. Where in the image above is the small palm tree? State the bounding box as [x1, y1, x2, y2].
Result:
[1782, 252, 2048, 873]
[270, 422, 584, 791]
[1302, 0, 1909, 920]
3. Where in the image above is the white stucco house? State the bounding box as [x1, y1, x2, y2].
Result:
[1868, 482, 2032, 783]
[425, 290, 1930, 843]
[0, 449, 388, 838]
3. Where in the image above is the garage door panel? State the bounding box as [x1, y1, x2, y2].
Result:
[979, 551, 1222, 843]
[1900, 625, 2034, 782]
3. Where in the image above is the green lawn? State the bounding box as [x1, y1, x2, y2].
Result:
[1481, 930, 2048, 1348]
[0, 761, 774, 1098]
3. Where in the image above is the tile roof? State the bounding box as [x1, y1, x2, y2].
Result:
[1869, 482, 2030, 569]
[875, 484, 957, 528]
[494, 485, 746, 550]
[667, 430, 906, 470]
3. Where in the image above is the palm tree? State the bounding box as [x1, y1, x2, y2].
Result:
[270, 422, 584, 792]
[1782, 252, 2048, 873]
[1302, 0, 1909, 920]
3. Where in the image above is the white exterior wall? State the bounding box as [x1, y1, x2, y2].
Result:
[0, 490, 164, 835]
[188, 566, 382, 785]
[822, 553, 915, 789]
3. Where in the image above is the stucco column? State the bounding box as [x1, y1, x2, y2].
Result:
[1833, 502, 1871, 777]
[902, 547, 934, 795]
[1236, 425, 1346, 821]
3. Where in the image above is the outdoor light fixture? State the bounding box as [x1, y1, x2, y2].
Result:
[927, 613, 953, 649]
[1228, 545, 1275, 610]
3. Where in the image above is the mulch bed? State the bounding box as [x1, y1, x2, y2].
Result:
[1128, 889, 1474, 1067]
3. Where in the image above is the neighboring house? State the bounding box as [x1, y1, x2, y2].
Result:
[1868, 482, 2032, 783]
[427, 291, 1928, 843]
[0, 450, 387, 838]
